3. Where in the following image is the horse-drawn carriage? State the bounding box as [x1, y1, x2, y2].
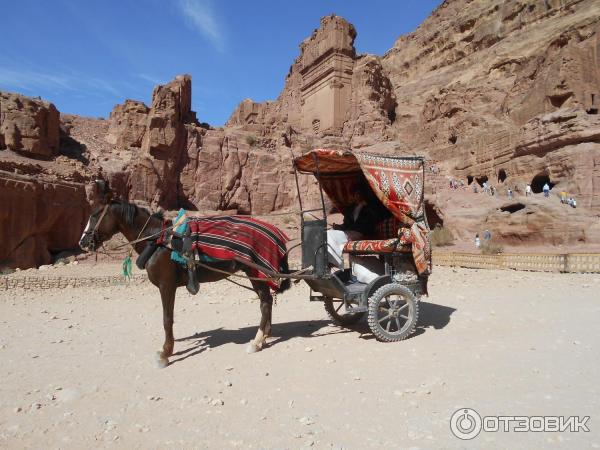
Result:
[79, 148, 431, 366]
[292, 149, 431, 342]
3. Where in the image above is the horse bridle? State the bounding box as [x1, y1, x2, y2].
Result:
[83, 203, 155, 254]
[82, 204, 110, 249]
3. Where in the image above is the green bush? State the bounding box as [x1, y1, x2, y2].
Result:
[430, 225, 455, 247]
[246, 135, 258, 147]
[480, 240, 504, 255]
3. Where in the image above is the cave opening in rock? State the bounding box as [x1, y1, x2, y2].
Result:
[448, 134, 457, 144]
[467, 175, 473, 185]
[387, 108, 396, 124]
[549, 93, 571, 108]
[475, 175, 488, 187]
[587, 93, 598, 114]
[425, 200, 443, 228]
[498, 169, 507, 183]
[500, 203, 526, 213]
[530, 173, 554, 193]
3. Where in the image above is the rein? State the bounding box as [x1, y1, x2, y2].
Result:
[192, 259, 310, 283]
[89, 203, 176, 257]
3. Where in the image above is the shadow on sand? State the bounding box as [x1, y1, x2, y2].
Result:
[171, 319, 337, 365]
[169, 302, 456, 365]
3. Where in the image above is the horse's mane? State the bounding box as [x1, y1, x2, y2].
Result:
[110, 199, 164, 225]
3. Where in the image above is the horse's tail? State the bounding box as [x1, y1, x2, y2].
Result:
[275, 253, 291, 294]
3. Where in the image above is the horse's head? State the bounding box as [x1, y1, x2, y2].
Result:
[79, 203, 121, 252]
[79, 179, 119, 252]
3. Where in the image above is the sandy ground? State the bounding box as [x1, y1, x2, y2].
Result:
[1, 263, 599, 449]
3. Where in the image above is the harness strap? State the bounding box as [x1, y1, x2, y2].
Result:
[93, 204, 109, 234]
[129, 213, 153, 256]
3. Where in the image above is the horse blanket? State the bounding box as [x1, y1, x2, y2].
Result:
[188, 216, 289, 290]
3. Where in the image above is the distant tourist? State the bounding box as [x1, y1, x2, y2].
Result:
[568, 197, 577, 208]
[560, 191, 567, 203]
[525, 184, 532, 196]
[475, 233, 481, 248]
[543, 183, 550, 197]
[484, 229, 492, 241]
[490, 186, 495, 196]
[507, 188, 513, 199]
[473, 184, 478, 193]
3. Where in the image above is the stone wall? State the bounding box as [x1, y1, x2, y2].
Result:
[0, 274, 147, 291]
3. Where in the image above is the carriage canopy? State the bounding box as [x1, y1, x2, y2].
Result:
[294, 149, 431, 275]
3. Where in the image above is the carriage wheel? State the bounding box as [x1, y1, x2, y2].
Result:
[324, 297, 366, 326]
[367, 283, 418, 342]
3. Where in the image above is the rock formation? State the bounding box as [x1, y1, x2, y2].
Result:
[105, 100, 149, 149]
[0, 92, 60, 157]
[126, 74, 195, 208]
[2, 1, 600, 269]
[224, 3, 600, 245]
[0, 174, 89, 268]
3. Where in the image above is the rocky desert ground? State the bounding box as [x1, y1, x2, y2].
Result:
[1, 262, 598, 449]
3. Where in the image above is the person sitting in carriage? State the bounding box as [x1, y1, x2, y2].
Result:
[327, 188, 389, 280]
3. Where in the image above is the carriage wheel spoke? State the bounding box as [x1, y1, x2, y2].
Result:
[399, 314, 408, 320]
[395, 318, 402, 331]
[397, 303, 408, 313]
[387, 296, 398, 309]
[335, 302, 344, 313]
[385, 319, 392, 332]
[378, 313, 391, 324]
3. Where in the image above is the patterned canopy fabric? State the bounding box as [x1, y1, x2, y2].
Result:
[294, 149, 359, 174]
[295, 149, 431, 275]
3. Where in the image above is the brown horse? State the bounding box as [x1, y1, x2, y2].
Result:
[79, 195, 290, 368]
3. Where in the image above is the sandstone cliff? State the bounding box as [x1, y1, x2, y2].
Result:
[2, 0, 600, 269]
[224, 3, 600, 246]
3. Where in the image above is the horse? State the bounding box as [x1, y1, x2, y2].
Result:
[78, 193, 291, 368]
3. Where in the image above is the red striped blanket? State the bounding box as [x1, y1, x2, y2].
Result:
[188, 216, 289, 290]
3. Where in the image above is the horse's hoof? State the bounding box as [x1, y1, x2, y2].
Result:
[246, 343, 261, 354]
[155, 352, 169, 368]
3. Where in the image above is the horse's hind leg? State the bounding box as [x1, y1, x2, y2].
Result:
[246, 281, 273, 354]
[156, 284, 176, 368]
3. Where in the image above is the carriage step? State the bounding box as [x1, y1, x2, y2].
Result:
[346, 305, 367, 314]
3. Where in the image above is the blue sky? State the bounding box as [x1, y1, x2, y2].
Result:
[1, 0, 441, 125]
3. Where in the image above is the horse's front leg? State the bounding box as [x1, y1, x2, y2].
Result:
[156, 284, 176, 368]
[247, 282, 273, 354]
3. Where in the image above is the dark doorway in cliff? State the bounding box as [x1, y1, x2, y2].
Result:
[549, 93, 572, 109]
[425, 200, 443, 227]
[448, 134, 458, 145]
[587, 93, 598, 114]
[467, 175, 473, 185]
[475, 175, 488, 187]
[500, 203, 525, 213]
[387, 108, 396, 124]
[497, 169, 507, 183]
[530, 173, 554, 193]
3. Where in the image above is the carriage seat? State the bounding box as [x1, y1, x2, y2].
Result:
[343, 217, 412, 255]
